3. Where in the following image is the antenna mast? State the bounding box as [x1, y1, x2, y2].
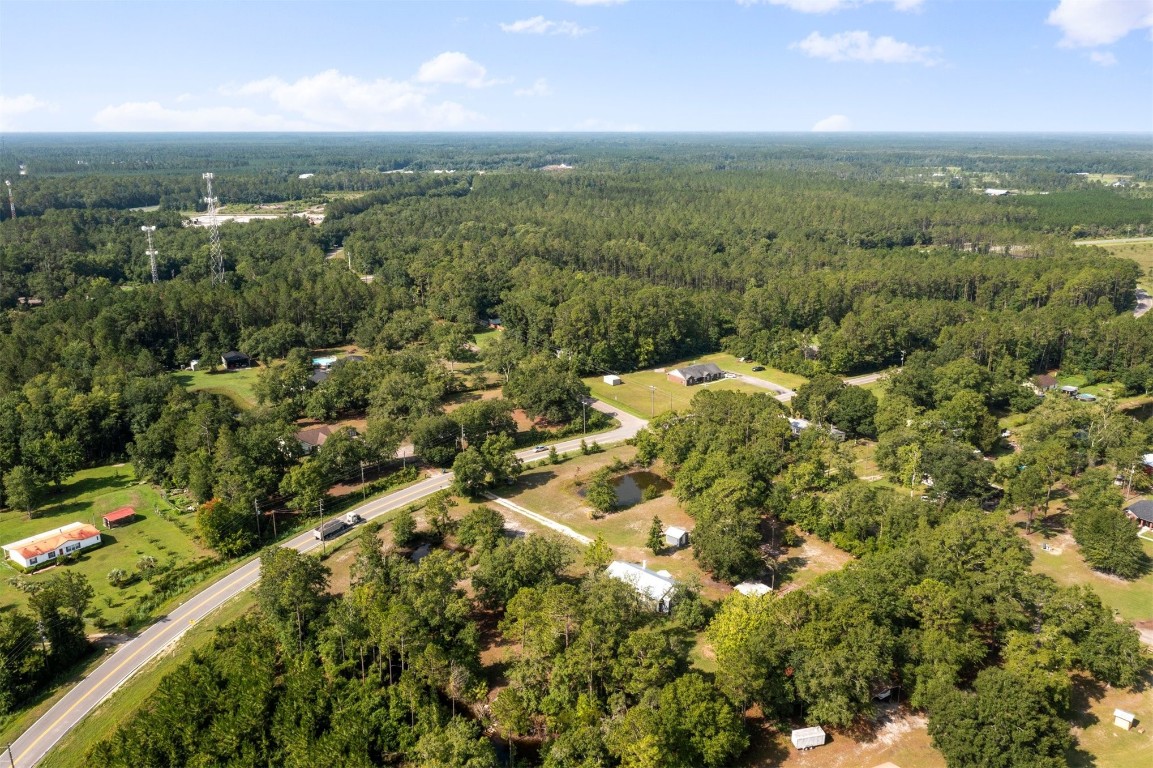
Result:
[4, 180, 15, 220]
[202, 172, 225, 284]
[141, 225, 159, 284]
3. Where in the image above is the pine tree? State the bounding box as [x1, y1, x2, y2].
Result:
[647, 515, 665, 554]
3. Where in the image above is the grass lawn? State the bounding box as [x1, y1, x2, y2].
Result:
[37, 592, 259, 768]
[1086, 238, 1153, 287]
[473, 328, 501, 350]
[171, 366, 262, 409]
[586, 370, 776, 420]
[693, 352, 810, 391]
[1067, 671, 1153, 768]
[1021, 519, 1153, 623]
[0, 465, 213, 629]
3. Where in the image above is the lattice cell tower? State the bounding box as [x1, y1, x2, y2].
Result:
[141, 225, 159, 284]
[202, 172, 225, 284]
[4, 180, 15, 220]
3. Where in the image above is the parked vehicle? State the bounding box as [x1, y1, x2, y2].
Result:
[751, 365, 765, 372]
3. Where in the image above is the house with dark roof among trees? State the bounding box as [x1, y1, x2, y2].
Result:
[221, 350, 251, 369]
[1124, 500, 1153, 529]
[667, 363, 724, 386]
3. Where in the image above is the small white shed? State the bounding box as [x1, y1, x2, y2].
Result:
[1113, 708, 1136, 730]
[603, 374, 623, 386]
[791, 726, 826, 750]
[664, 526, 689, 548]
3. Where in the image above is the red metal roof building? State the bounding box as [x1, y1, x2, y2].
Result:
[102, 507, 136, 527]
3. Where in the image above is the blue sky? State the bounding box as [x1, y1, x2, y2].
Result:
[1, 0, 1150, 132]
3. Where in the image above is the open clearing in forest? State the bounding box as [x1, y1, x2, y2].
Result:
[171, 366, 262, 409]
[749, 706, 944, 768]
[1016, 512, 1153, 624]
[0, 465, 211, 629]
[1079, 237, 1153, 288]
[586, 367, 780, 419]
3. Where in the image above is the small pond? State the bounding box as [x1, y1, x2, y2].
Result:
[612, 471, 671, 507]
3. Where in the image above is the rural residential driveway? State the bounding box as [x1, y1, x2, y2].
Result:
[1134, 288, 1151, 319]
[733, 374, 796, 403]
[13, 400, 644, 768]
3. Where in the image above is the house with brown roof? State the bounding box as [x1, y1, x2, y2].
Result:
[296, 425, 336, 453]
[1031, 373, 1059, 394]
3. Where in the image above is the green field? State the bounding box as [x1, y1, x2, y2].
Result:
[1079, 237, 1153, 288]
[1024, 527, 1153, 623]
[171, 366, 262, 409]
[0, 465, 213, 628]
[473, 328, 501, 350]
[586, 370, 779, 419]
[693, 352, 810, 390]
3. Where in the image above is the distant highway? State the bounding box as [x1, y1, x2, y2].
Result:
[12, 400, 646, 768]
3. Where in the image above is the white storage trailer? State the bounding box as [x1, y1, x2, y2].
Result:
[313, 512, 362, 540]
[790, 726, 826, 750]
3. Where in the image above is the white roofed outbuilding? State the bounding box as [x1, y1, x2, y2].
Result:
[606, 560, 676, 612]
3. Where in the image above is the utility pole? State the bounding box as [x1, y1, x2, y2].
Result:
[7, 741, 15, 768]
[649, 386, 656, 418]
[253, 498, 262, 538]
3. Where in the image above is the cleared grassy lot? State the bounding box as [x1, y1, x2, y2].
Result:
[693, 352, 810, 390]
[1023, 524, 1153, 623]
[0, 465, 212, 628]
[1067, 671, 1153, 768]
[587, 370, 774, 419]
[1079, 237, 1153, 289]
[171, 366, 261, 409]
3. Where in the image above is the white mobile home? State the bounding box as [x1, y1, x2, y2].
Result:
[3, 522, 103, 569]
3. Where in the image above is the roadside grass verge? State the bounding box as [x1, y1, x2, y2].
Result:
[37, 594, 259, 768]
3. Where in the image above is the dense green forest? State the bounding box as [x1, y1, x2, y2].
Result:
[1, 135, 1151, 766]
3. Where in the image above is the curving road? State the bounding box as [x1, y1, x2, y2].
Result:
[12, 400, 646, 768]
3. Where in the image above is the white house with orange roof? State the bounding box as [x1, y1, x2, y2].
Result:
[2, 522, 102, 569]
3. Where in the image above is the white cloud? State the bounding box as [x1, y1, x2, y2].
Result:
[812, 114, 853, 131]
[0, 93, 55, 130]
[225, 69, 481, 129]
[1047, 0, 1153, 47]
[92, 102, 308, 131]
[1088, 50, 1118, 65]
[415, 51, 498, 87]
[100, 68, 484, 131]
[501, 16, 593, 36]
[792, 30, 939, 64]
[738, 0, 923, 12]
[515, 78, 553, 97]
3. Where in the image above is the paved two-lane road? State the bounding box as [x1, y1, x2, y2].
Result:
[12, 399, 645, 768]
